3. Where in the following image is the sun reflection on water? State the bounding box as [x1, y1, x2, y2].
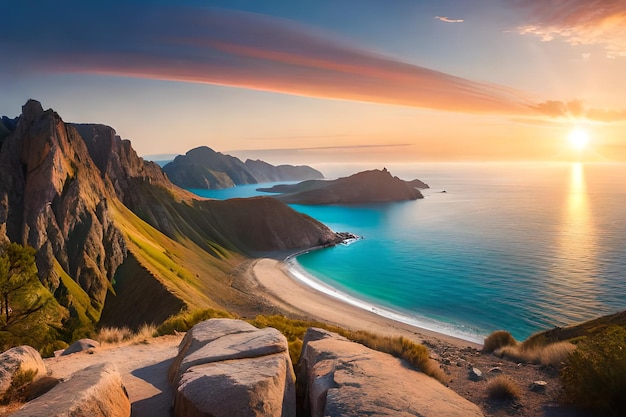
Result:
[539, 163, 600, 324]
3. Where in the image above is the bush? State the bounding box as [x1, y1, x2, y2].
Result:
[1, 368, 37, 405]
[483, 330, 517, 353]
[486, 375, 521, 400]
[560, 325, 626, 416]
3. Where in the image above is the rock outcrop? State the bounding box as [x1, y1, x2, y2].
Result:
[0, 345, 47, 396]
[169, 319, 296, 417]
[162, 146, 323, 189]
[258, 169, 427, 205]
[298, 328, 484, 417]
[11, 362, 130, 417]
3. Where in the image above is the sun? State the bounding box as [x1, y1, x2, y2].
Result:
[568, 127, 590, 151]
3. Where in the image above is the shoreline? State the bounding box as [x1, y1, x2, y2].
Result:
[249, 257, 482, 350]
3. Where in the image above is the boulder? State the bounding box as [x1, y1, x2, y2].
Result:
[174, 353, 295, 417]
[168, 318, 258, 384]
[11, 362, 130, 417]
[0, 345, 47, 396]
[298, 328, 484, 417]
[61, 338, 100, 356]
[170, 319, 296, 417]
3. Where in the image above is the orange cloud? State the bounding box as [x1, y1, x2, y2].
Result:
[532, 99, 626, 122]
[517, 0, 626, 58]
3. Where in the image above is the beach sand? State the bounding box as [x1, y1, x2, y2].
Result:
[249, 258, 481, 350]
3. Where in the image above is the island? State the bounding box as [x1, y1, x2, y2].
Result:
[258, 168, 429, 205]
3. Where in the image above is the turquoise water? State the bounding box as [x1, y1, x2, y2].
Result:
[190, 163, 626, 342]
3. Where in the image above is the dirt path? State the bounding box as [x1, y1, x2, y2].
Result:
[44, 335, 183, 417]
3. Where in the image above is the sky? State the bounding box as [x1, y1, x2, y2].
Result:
[1, 0, 625, 163]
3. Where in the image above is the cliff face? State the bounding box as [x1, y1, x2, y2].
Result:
[0, 100, 340, 331]
[0, 101, 125, 309]
[162, 146, 323, 189]
[259, 169, 427, 205]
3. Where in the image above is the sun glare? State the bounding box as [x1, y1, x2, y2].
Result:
[568, 127, 590, 151]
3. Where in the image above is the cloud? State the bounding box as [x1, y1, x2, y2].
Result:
[516, 0, 626, 58]
[435, 16, 464, 23]
[532, 100, 626, 122]
[0, 2, 530, 115]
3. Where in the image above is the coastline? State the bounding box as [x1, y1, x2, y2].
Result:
[249, 257, 482, 349]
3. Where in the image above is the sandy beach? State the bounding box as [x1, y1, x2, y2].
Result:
[249, 258, 482, 350]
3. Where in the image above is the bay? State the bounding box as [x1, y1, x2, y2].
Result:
[190, 162, 626, 342]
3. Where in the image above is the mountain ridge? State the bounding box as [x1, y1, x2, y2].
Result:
[0, 100, 340, 346]
[162, 145, 323, 189]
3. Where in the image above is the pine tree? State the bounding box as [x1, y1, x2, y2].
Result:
[0, 242, 46, 328]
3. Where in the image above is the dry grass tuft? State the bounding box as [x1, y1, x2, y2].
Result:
[494, 341, 575, 367]
[133, 324, 158, 343]
[486, 375, 521, 400]
[98, 324, 158, 345]
[97, 327, 133, 344]
[483, 330, 518, 353]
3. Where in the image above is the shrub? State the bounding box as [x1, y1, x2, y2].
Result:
[560, 325, 626, 416]
[1, 368, 37, 405]
[486, 375, 521, 400]
[483, 330, 517, 353]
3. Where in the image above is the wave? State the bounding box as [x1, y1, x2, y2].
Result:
[285, 254, 487, 344]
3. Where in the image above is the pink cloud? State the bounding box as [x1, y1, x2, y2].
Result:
[1, 6, 530, 115]
[517, 0, 626, 58]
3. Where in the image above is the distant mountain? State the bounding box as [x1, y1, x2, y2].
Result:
[162, 146, 323, 189]
[0, 100, 340, 343]
[258, 168, 428, 205]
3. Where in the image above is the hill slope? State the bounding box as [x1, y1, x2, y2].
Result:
[0, 100, 340, 340]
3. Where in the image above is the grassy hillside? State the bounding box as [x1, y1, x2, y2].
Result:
[524, 310, 626, 347]
[102, 201, 269, 328]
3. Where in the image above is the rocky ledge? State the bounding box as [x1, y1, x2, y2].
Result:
[1, 319, 484, 417]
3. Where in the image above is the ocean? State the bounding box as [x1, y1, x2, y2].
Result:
[190, 162, 626, 343]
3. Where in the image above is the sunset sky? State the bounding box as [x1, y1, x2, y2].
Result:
[1, 0, 625, 163]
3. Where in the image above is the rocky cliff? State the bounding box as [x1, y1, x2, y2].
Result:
[162, 146, 323, 189]
[258, 168, 427, 205]
[0, 100, 340, 338]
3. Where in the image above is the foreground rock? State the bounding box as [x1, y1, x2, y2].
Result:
[11, 362, 130, 417]
[298, 328, 484, 417]
[169, 319, 296, 417]
[258, 168, 427, 205]
[0, 345, 47, 396]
